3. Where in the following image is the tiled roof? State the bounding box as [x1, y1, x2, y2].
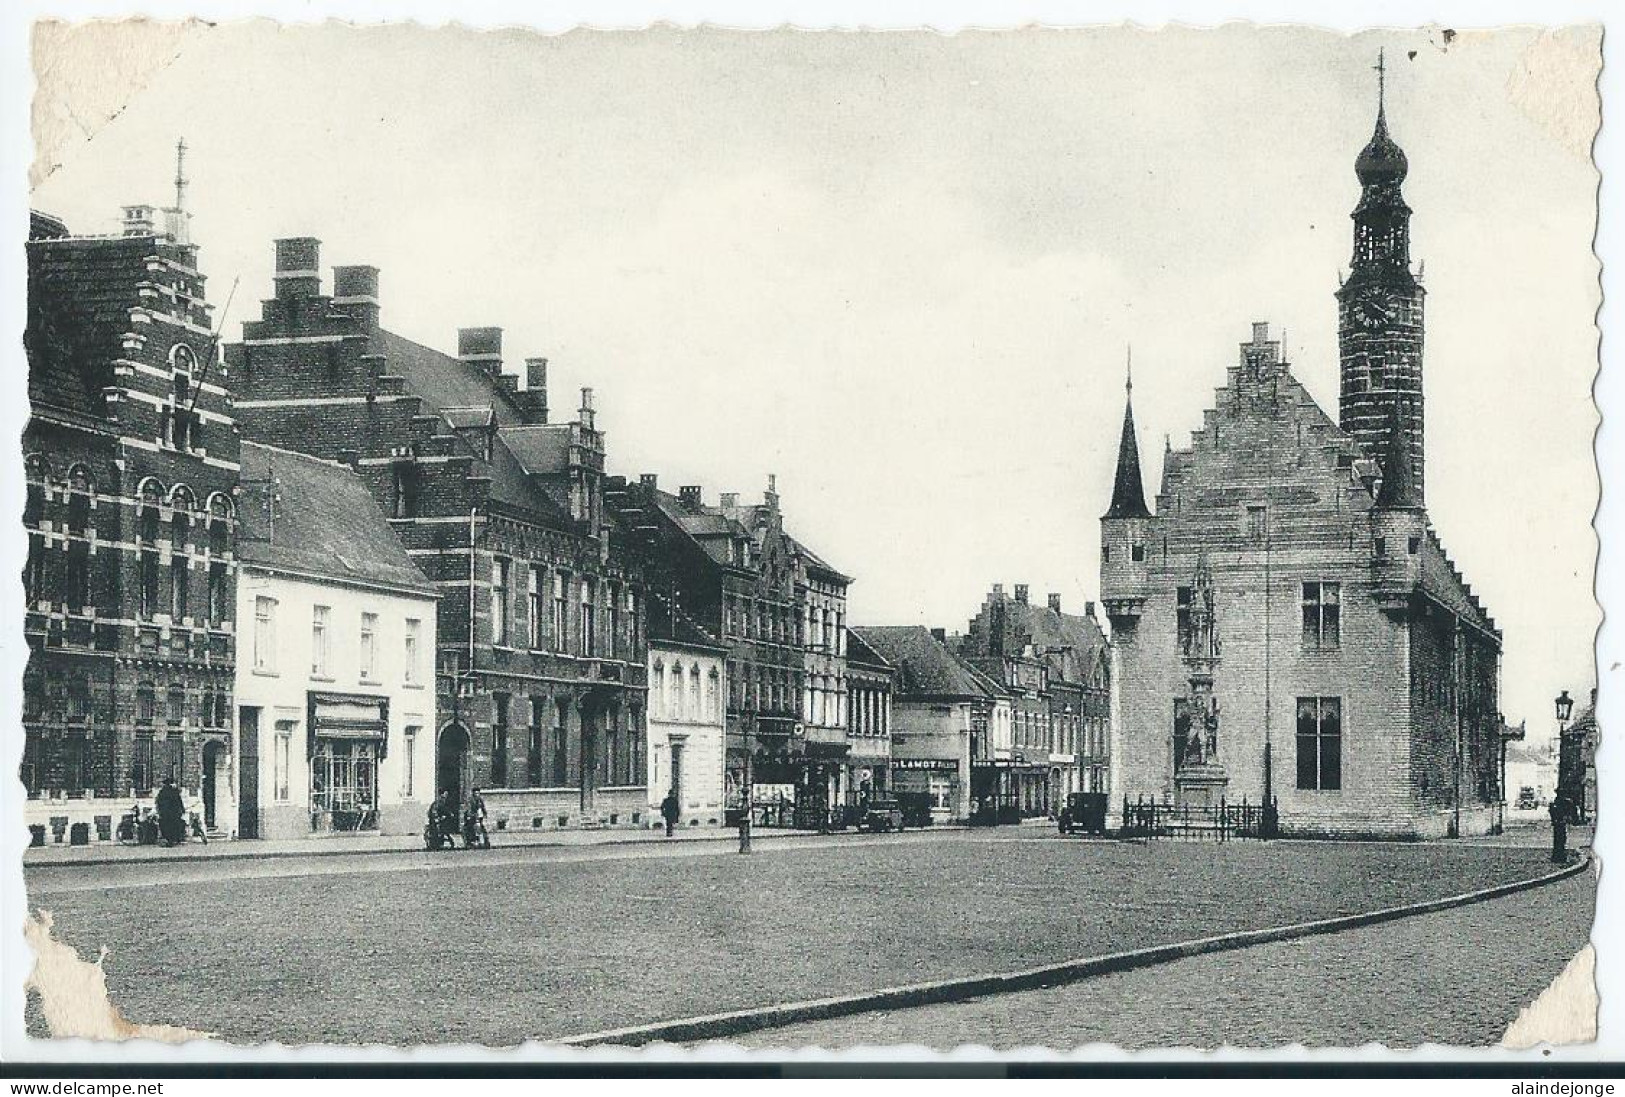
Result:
[645, 589, 726, 652]
[373, 328, 571, 523]
[851, 626, 990, 700]
[26, 233, 155, 420]
[844, 627, 894, 672]
[238, 441, 434, 595]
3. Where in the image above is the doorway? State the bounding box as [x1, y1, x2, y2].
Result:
[437, 723, 470, 810]
[238, 707, 260, 839]
[202, 740, 226, 830]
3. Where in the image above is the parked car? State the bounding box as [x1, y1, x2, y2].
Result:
[896, 791, 935, 829]
[1515, 786, 1539, 811]
[1059, 791, 1109, 836]
[861, 795, 904, 833]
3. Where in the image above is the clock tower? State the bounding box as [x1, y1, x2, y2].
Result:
[1337, 52, 1426, 504]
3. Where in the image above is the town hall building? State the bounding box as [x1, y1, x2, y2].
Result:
[1099, 64, 1503, 839]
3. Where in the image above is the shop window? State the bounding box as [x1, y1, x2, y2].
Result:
[1295, 697, 1343, 791]
[311, 738, 377, 824]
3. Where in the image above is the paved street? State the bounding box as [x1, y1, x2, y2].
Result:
[24, 828, 1581, 1047]
[732, 858, 1597, 1051]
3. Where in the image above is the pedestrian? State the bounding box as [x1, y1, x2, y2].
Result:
[465, 786, 490, 849]
[1550, 793, 1570, 864]
[661, 790, 680, 837]
[155, 777, 185, 847]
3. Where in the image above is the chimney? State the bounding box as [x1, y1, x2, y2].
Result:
[764, 473, 780, 512]
[930, 627, 947, 644]
[579, 387, 596, 430]
[332, 265, 380, 328]
[515, 357, 550, 424]
[1014, 584, 1029, 604]
[273, 237, 322, 300]
[1084, 600, 1096, 619]
[639, 473, 658, 492]
[719, 492, 738, 510]
[121, 205, 156, 237]
[458, 327, 503, 377]
[679, 485, 703, 512]
[1048, 593, 1062, 613]
[1251, 321, 1270, 345]
[992, 582, 1004, 599]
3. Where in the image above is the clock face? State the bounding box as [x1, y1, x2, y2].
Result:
[1356, 297, 1392, 329]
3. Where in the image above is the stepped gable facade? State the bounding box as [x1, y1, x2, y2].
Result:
[1099, 77, 1502, 839]
[228, 239, 650, 831]
[23, 195, 240, 846]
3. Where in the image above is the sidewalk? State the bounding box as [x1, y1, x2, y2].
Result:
[23, 820, 918, 869]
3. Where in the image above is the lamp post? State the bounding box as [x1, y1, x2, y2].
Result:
[1555, 689, 1576, 817]
[738, 713, 754, 854]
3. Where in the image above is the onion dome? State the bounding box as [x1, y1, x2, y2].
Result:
[1356, 110, 1409, 186]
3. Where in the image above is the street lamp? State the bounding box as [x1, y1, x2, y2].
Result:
[1555, 689, 1576, 819]
[1556, 690, 1575, 724]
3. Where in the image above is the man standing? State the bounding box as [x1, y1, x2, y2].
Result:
[465, 786, 490, 849]
[155, 777, 185, 847]
[1550, 793, 1570, 864]
[661, 790, 680, 837]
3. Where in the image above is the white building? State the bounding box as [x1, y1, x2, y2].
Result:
[233, 443, 438, 840]
[645, 594, 728, 829]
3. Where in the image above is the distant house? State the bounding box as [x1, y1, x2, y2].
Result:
[1503, 739, 1556, 811]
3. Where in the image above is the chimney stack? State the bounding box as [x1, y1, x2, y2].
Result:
[1048, 593, 1062, 612]
[332, 265, 380, 328]
[719, 492, 738, 511]
[579, 387, 596, 430]
[515, 358, 550, 424]
[1015, 584, 1029, 604]
[929, 627, 947, 644]
[458, 327, 503, 377]
[639, 473, 658, 492]
[679, 485, 703, 512]
[121, 205, 156, 237]
[992, 582, 1004, 598]
[1084, 600, 1096, 619]
[273, 237, 322, 300]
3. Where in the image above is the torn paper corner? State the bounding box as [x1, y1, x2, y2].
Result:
[1500, 942, 1598, 1049]
[23, 909, 213, 1044]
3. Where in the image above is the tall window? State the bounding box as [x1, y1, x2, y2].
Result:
[527, 568, 543, 649]
[527, 698, 545, 786]
[689, 666, 702, 722]
[552, 572, 568, 652]
[1176, 586, 1193, 655]
[491, 693, 509, 787]
[1246, 504, 1268, 545]
[167, 684, 186, 726]
[553, 699, 569, 785]
[135, 682, 156, 726]
[139, 482, 162, 618]
[169, 495, 192, 620]
[607, 583, 621, 659]
[580, 578, 597, 658]
[391, 464, 419, 519]
[132, 737, 154, 794]
[311, 605, 331, 677]
[359, 612, 379, 680]
[403, 726, 419, 799]
[207, 496, 230, 623]
[491, 558, 510, 645]
[627, 589, 639, 657]
[254, 596, 277, 672]
[1301, 582, 1341, 649]
[274, 721, 293, 802]
[404, 618, 421, 684]
[1295, 697, 1343, 791]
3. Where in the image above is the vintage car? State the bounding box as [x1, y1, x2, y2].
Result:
[860, 794, 905, 833]
[1515, 786, 1540, 810]
[1058, 791, 1109, 836]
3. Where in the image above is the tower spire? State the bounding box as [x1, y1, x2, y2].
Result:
[1105, 356, 1151, 520]
[173, 137, 188, 212]
[1374, 49, 1387, 124]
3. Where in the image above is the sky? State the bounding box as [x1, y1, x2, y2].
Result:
[28, 21, 1602, 736]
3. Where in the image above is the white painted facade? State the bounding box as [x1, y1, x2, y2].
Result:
[646, 641, 727, 829]
[234, 565, 437, 840]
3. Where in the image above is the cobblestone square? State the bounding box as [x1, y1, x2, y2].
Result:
[24, 829, 1584, 1047]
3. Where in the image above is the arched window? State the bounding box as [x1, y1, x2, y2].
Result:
[207, 493, 232, 623]
[64, 466, 94, 612]
[667, 662, 682, 719]
[688, 665, 701, 722]
[651, 661, 665, 720]
[165, 343, 201, 452]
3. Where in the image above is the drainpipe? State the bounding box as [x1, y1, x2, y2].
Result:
[1453, 617, 1463, 839]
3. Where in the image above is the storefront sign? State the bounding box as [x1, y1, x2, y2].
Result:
[892, 758, 959, 772]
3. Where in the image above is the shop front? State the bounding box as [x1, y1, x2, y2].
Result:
[970, 759, 1021, 825]
[307, 692, 389, 833]
[892, 757, 962, 824]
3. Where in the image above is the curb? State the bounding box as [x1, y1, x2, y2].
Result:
[556, 851, 1593, 1047]
[22, 824, 969, 871]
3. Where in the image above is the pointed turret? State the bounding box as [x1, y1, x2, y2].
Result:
[1105, 370, 1151, 520]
